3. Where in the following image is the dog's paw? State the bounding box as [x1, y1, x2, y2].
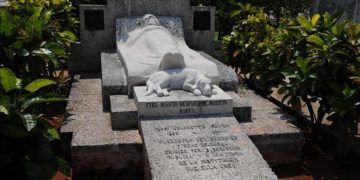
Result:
[194, 89, 201, 96]
[157, 91, 164, 97]
[163, 89, 170, 96]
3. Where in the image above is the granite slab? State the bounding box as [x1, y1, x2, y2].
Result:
[101, 50, 128, 110]
[226, 91, 252, 122]
[61, 74, 143, 173]
[140, 115, 277, 180]
[110, 95, 138, 130]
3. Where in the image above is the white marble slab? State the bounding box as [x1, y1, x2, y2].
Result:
[116, 15, 220, 94]
[134, 85, 233, 118]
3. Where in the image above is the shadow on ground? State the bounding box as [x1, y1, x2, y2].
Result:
[274, 132, 360, 180]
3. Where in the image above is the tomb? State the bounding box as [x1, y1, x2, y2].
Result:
[62, 0, 303, 179]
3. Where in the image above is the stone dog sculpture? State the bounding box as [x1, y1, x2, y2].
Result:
[145, 68, 217, 97]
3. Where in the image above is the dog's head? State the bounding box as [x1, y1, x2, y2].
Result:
[197, 78, 213, 96]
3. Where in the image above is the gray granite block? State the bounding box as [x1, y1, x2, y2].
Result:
[238, 89, 303, 166]
[101, 50, 128, 110]
[134, 86, 233, 118]
[61, 76, 143, 173]
[70, 78, 102, 96]
[140, 115, 277, 180]
[71, 128, 143, 173]
[226, 91, 252, 122]
[199, 52, 239, 92]
[110, 95, 138, 130]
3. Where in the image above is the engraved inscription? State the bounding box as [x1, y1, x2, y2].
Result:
[152, 123, 243, 173]
[145, 100, 229, 115]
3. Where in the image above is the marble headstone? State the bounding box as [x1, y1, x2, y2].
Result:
[116, 14, 220, 94]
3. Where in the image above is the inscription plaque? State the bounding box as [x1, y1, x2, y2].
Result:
[134, 85, 233, 118]
[141, 116, 277, 180]
[193, 11, 211, 31]
[84, 10, 105, 31]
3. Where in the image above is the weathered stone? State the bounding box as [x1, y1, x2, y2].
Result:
[61, 75, 143, 173]
[226, 91, 252, 122]
[311, 0, 360, 22]
[199, 52, 239, 92]
[71, 129, 143, 173]
[110, 95, 138, 130]
[70, 78, 102, 95]
[67, 94, 103, 114]
[134, 86, 233, 118]
[140, 115, 277, 180]
[189, 6, 216, 54]
[238, 88, 303, 166]
[101, 50, 128, 110]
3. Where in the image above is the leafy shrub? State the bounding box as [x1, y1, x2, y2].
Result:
[0, 68, 69, 179]
[222, 3, 280, 94]
[223, 3, 360, 154]
[278, 14, 360, 143]
[0, 0, 78, 80]
[0, 1, 77, 179]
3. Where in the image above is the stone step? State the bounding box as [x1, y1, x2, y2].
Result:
[110, 95, 137, 130]
[101, 50, 128, 111]
[226, 91, 252, 122]
[238, 89, 303, 166]
[140, 115, 277, 180]
[134, 85, 233, 118]
[61, 75, 142, 174]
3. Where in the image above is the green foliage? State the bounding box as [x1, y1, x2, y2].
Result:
[0, 1, 76, 179]
[223, 5, 360, 153]
[0, 67, 69, 179]
[0, 0, 78, 79]
[222, 3, 280, 94]
[279, 14, 360, 135]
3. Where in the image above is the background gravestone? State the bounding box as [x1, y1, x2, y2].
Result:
[0, 0, 8, 6]
[311, 0, 360, 22]
[193, 11, 211, 30]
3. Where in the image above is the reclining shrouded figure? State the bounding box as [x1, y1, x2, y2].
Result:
[117, 14, 220, 96]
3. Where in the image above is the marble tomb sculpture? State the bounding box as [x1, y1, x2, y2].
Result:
[145, 68, 217, 97]
[116, 14, 220, 94]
